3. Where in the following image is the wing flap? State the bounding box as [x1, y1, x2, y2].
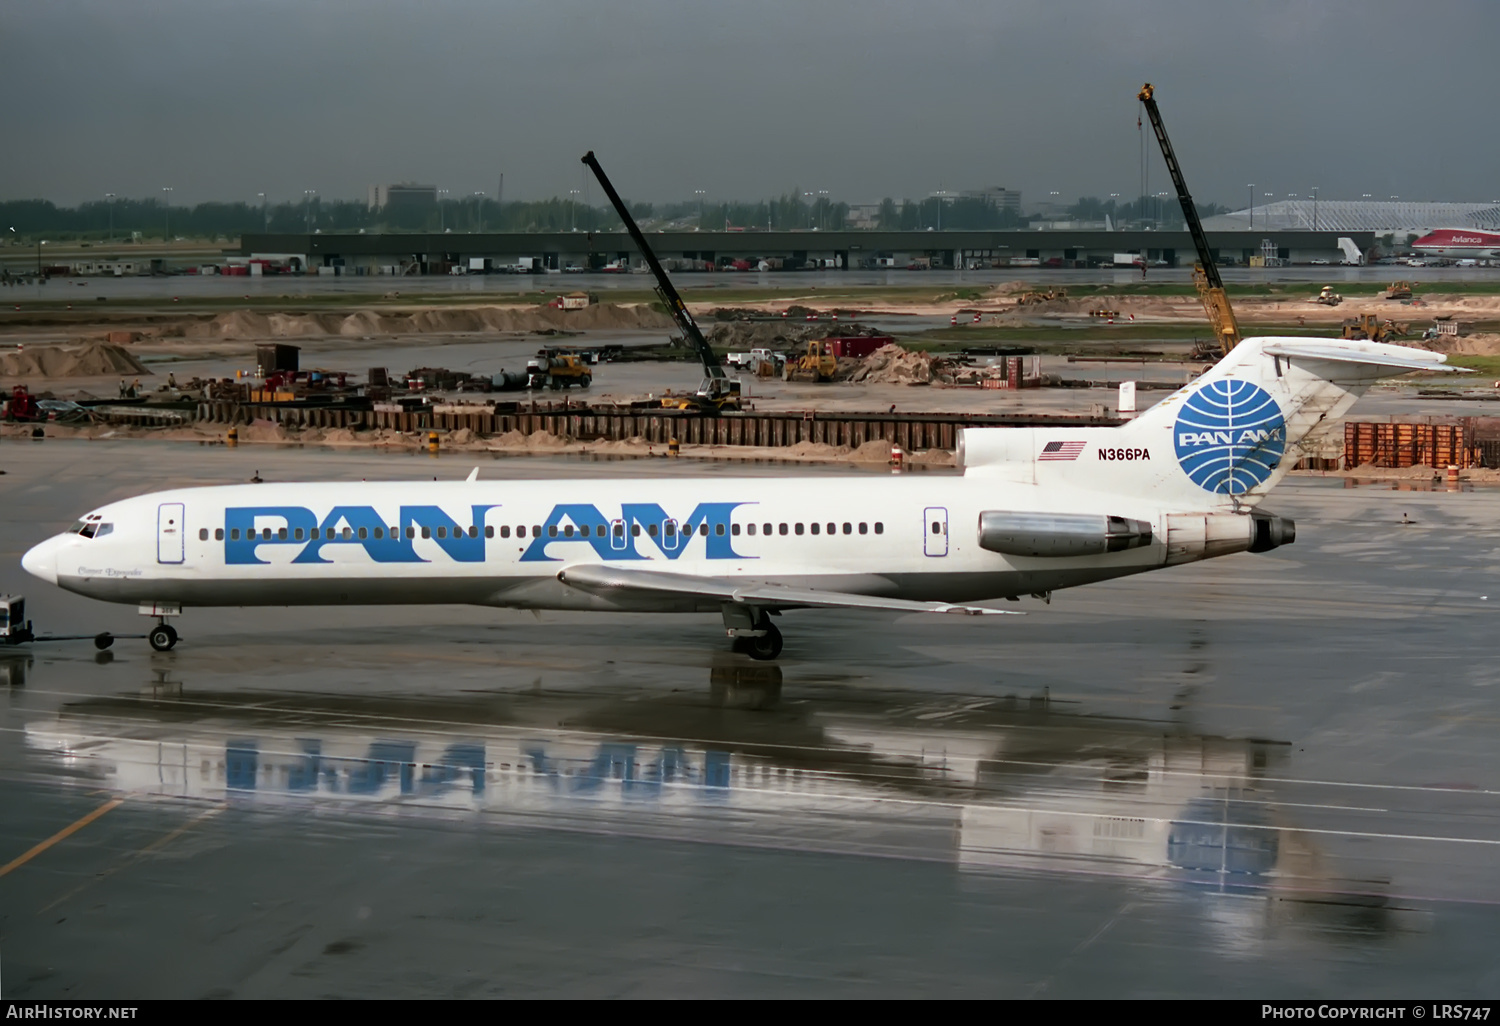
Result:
[556, 564, 1020, 617]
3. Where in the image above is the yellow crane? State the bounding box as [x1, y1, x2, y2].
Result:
[1137, 83, 1241, 357]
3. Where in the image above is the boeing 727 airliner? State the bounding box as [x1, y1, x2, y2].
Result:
[20, 336, 1457, 658]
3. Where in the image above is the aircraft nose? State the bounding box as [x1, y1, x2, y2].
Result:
[21, 536, 59, 585]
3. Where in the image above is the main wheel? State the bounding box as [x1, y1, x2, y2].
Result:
[745, 622, 783, 661]
[148, 624, 178, 652]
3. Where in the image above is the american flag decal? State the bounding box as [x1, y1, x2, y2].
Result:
[1040, 440, 1087, 461]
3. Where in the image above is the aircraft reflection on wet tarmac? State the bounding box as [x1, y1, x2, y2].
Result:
[21, 659, 1415, 943]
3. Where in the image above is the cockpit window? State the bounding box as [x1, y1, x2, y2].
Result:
[68, 516, 111, 539]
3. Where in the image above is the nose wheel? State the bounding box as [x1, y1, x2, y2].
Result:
[148, 623, 179, 652]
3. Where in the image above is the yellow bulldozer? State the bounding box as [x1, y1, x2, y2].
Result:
[1016, 288, 1067, 306]
[1383, 280, 1414, 301]
[1341, 314, 1409, 343]
[784, 340, 838, 383]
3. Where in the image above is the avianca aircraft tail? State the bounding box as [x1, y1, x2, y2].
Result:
[19, 336, 1460, 660]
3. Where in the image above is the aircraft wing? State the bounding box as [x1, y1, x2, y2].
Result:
[1262, 341, 1467, 373]
[556, 564, 1021, 616]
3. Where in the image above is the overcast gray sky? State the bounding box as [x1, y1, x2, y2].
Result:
[4, 0, 1496, 209]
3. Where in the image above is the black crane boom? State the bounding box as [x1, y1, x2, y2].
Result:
[581, 151, 728, 391]
[1137, 83, 1241, 354]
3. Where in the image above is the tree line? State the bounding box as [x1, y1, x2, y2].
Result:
[0, 192, 1227, 242]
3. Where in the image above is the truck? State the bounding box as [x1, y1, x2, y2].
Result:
[1113, 252, 1144, 267]
[526, 352, 592, 390]
[725, 347, 783, 371]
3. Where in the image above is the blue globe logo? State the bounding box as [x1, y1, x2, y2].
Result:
[1173, 380, 1285, 494]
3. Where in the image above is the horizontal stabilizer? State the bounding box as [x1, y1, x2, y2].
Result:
[557, 564, 1020, 616]
[1262, 341, 1466, 374]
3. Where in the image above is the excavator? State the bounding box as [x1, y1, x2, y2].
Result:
[582, 151, 742, 413]
[1137, 83, 1241, 359]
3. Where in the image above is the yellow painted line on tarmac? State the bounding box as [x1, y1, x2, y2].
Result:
[36, 805, 222, 914]
[0, 797, 124, 880]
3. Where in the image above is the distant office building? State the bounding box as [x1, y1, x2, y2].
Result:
[963, 186, 1022, 214]
[845, 204, 883, 230]
[367, 183, 438, 212]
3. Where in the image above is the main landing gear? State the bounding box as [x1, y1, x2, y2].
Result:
[148, 622, 179, 652]
[723, 605, 783, 661]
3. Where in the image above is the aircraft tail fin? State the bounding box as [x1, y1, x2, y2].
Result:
[1119, 336, 1459, 502]
[960, 337, 1459, 508]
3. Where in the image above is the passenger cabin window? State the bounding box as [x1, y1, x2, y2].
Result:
[648, 524, 659, 537]
[215, 528, 224, 541]
[664, 521, 676, 537]
[631, 524, 641, 537]
[421, 527, 431, 539]
[778, 523, 788, 536]
[199, 529, 208, 541]
[262, 528, 271, 540]
[548, 526, 559, 538]
[294, 528, 304, 541]
[875, 522, 884, 534]
[277, 527, 288, 541]
[810, 523, 819, 535]
[437, 526, 447, 539]
[500, 526, 511, 538]
[484, 526, 493, 539]
[358, 527, 368, 540]
[795, 523, 804, 536]
[230, 528, 240, 541]
[700, 523, 710, 537]
[374, 527, 383, 539]
[516, 526, 525, 538]
[827, 523, 835, 535]
[858, 523, 867, 535]
[843, 523, 852, 535]
[745, 524, 755, 536]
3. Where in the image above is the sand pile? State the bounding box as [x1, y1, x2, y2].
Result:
[184, 303, 673, 340]
[835, 344, 961, 385]
[0, 341, 152, 379]
[1410, 332, 1500, 357]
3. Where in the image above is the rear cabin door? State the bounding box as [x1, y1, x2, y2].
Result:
[157, 503, 185, 564]
[923, 506, 949, 557]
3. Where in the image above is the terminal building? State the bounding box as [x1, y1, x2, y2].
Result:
[238, 227, 1376, 276]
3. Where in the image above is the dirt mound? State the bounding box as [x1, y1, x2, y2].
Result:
[835, 344, 962, 385]
[1410, 332, 1500, 357]
[0, 341, 152, 379]
[183, 303, 672, 340]
[704, 321, 827, 349]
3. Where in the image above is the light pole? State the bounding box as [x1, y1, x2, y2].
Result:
[693, 189, 705, 231]
[1311, 187, 1319, 231]
[161, 187, 173, 241]
[570, 189, 581, 232]
[257, 192, 267, 232]
[802, 191, 814, 229]
[437, 189, 449, 232]
[1156, 191, 1169, 229]
[304, 190, 316, 232]
[1247, 184, 1254, 229]
[105, 193, 115, 242]
[817, 190, 829, 231]
[473, 192, 485, 233]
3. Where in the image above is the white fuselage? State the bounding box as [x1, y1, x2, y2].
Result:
[20, 470, 1181, 612]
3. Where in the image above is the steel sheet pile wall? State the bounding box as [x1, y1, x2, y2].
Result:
[1343, 421, 1483, 470]
[193, 401, 1119, 448]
